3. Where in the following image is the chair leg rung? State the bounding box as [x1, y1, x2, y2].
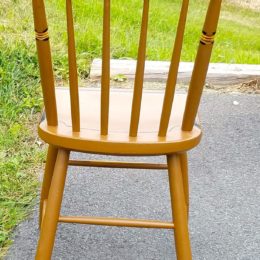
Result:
[59, 216, 174, 229]
[68, 159, 168, 170]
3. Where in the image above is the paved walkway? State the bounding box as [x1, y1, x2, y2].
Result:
[6, 92, 260, 259]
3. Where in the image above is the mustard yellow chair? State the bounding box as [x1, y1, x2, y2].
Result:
[32, 0, 222, 259]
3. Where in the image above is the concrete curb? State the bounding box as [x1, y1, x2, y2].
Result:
[90, 59, 260, 85]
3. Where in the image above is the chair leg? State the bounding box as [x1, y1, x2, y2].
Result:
[36, 149, 70, 260]
[167, 154, 192, 260]
[179, 152, 189, 218]
[39, 145, 58, 228]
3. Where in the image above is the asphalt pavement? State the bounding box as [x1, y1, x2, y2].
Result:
[6, 92, 260, 260]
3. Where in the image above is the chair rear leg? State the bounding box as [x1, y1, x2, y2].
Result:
[39, 145, 58, 228]
[167, 154, 192, 260]
[36, 149, 70, 260]
[180, 152, 189, 218]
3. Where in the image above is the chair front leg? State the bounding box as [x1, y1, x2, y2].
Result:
[167, 154, 192, 260]
[39, 145, 58, 228]
[179, 152, 189, 218]
[36, 149, 70, 260]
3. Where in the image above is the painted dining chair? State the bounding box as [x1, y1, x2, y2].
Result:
[32, 0, 222, 259]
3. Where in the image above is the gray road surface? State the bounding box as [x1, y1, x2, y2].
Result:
[6, 92, 260, 260]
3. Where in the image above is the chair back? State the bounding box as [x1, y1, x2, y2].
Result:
[32, 0, 222, 136]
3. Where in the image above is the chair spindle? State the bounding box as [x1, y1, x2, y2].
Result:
[158, 0, 189, 137]
[101, 0, 111, 135]
[66, 0, 80, 132]
[129, 0, 150, 137]
[182, 0, 222, 131]
[32, 0, 58, 126]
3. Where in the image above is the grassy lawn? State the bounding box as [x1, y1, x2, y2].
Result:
[0, 0, 259, 256]
[0, 48, 45, 257]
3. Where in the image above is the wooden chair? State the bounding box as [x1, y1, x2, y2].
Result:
[32, 0, 222, 259]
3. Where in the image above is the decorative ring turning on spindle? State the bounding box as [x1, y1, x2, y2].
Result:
[200, 31, 215, 45]
[35, 29, 49, 41]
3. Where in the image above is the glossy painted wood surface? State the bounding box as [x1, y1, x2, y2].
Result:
[38, 88, 201, 155]
[32, 0, 223, 258]
[182, 0, 222, 131]
[167, 154, 192, 260]
[32, 0, 57, 126]
[159, 0, 189, 137]
[130, 0, 150, 137]
[101, 0, 110, 135]
[36, 149, 70, 259]
[59, 216, 174, 229]
[180, 152, 189, 218]
[39, 145, 58, 228]
[66, 0, 80, 132]
[68, 159, 168, 169]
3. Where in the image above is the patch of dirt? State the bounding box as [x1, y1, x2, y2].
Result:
[78, 77, 260, 94]
[238, 79, 260, 93]
[205, 78, 260, 94]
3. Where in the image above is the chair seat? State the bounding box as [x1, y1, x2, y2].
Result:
[38, 88, 201, 155]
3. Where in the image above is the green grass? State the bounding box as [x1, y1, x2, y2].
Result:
[2, 1, 260, 77]
[51, 0, 256, 66]
[43, 0, 260, 65]
[0, 0, 259, 256]
[0, 46, 45, 257]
